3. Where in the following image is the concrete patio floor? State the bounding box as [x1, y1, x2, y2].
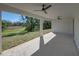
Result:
[32, 33, 79, 56]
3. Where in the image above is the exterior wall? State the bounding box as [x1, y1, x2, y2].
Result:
[52, 18, 73, 34]
[74, 15, 79, 51]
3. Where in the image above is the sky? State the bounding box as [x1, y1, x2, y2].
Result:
[2, 11, 24, 23]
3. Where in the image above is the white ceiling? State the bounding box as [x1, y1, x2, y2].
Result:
[4, 3, 79, 19]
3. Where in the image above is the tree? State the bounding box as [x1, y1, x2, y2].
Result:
[25, 17, 40, 32]
[21, 15, 40, 32]
[43, 20, 51, 30]
[2, 20, 12, 31]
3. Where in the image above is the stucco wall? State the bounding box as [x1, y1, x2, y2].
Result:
[52, 18, 73, 34]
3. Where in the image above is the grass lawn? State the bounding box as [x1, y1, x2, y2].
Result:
[2, 28, 51, 51]
[2, 27, 26, 37]
[0, 21, 1, 25]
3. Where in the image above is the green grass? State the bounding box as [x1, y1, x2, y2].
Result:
[2, 29, 51, 51]
[0, 21, 1, 25]
[2, 27, 26, 37]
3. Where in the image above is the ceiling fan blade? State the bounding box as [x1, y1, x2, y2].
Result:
[44, 10, 47, 14]
[44, 5, 52, 10]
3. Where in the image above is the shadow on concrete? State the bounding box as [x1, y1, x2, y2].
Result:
[40, 36, 44, 49]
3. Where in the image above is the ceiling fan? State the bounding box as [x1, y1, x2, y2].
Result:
[34, 4, 52, 14]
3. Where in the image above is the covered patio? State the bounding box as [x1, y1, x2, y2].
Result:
[0, 3, 79, 56]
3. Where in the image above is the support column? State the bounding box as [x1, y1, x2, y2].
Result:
[40, 19, 44, 48]
[40, 19, 44, 36]
[74, 14, 79, 52]
[51, 20, 54, 32]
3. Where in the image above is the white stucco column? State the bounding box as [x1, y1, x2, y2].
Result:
[40, 19, 44, 36]
[51, 20, 54, 32]
[0, 11, 2, 54]
[74, 13, 79, 51]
